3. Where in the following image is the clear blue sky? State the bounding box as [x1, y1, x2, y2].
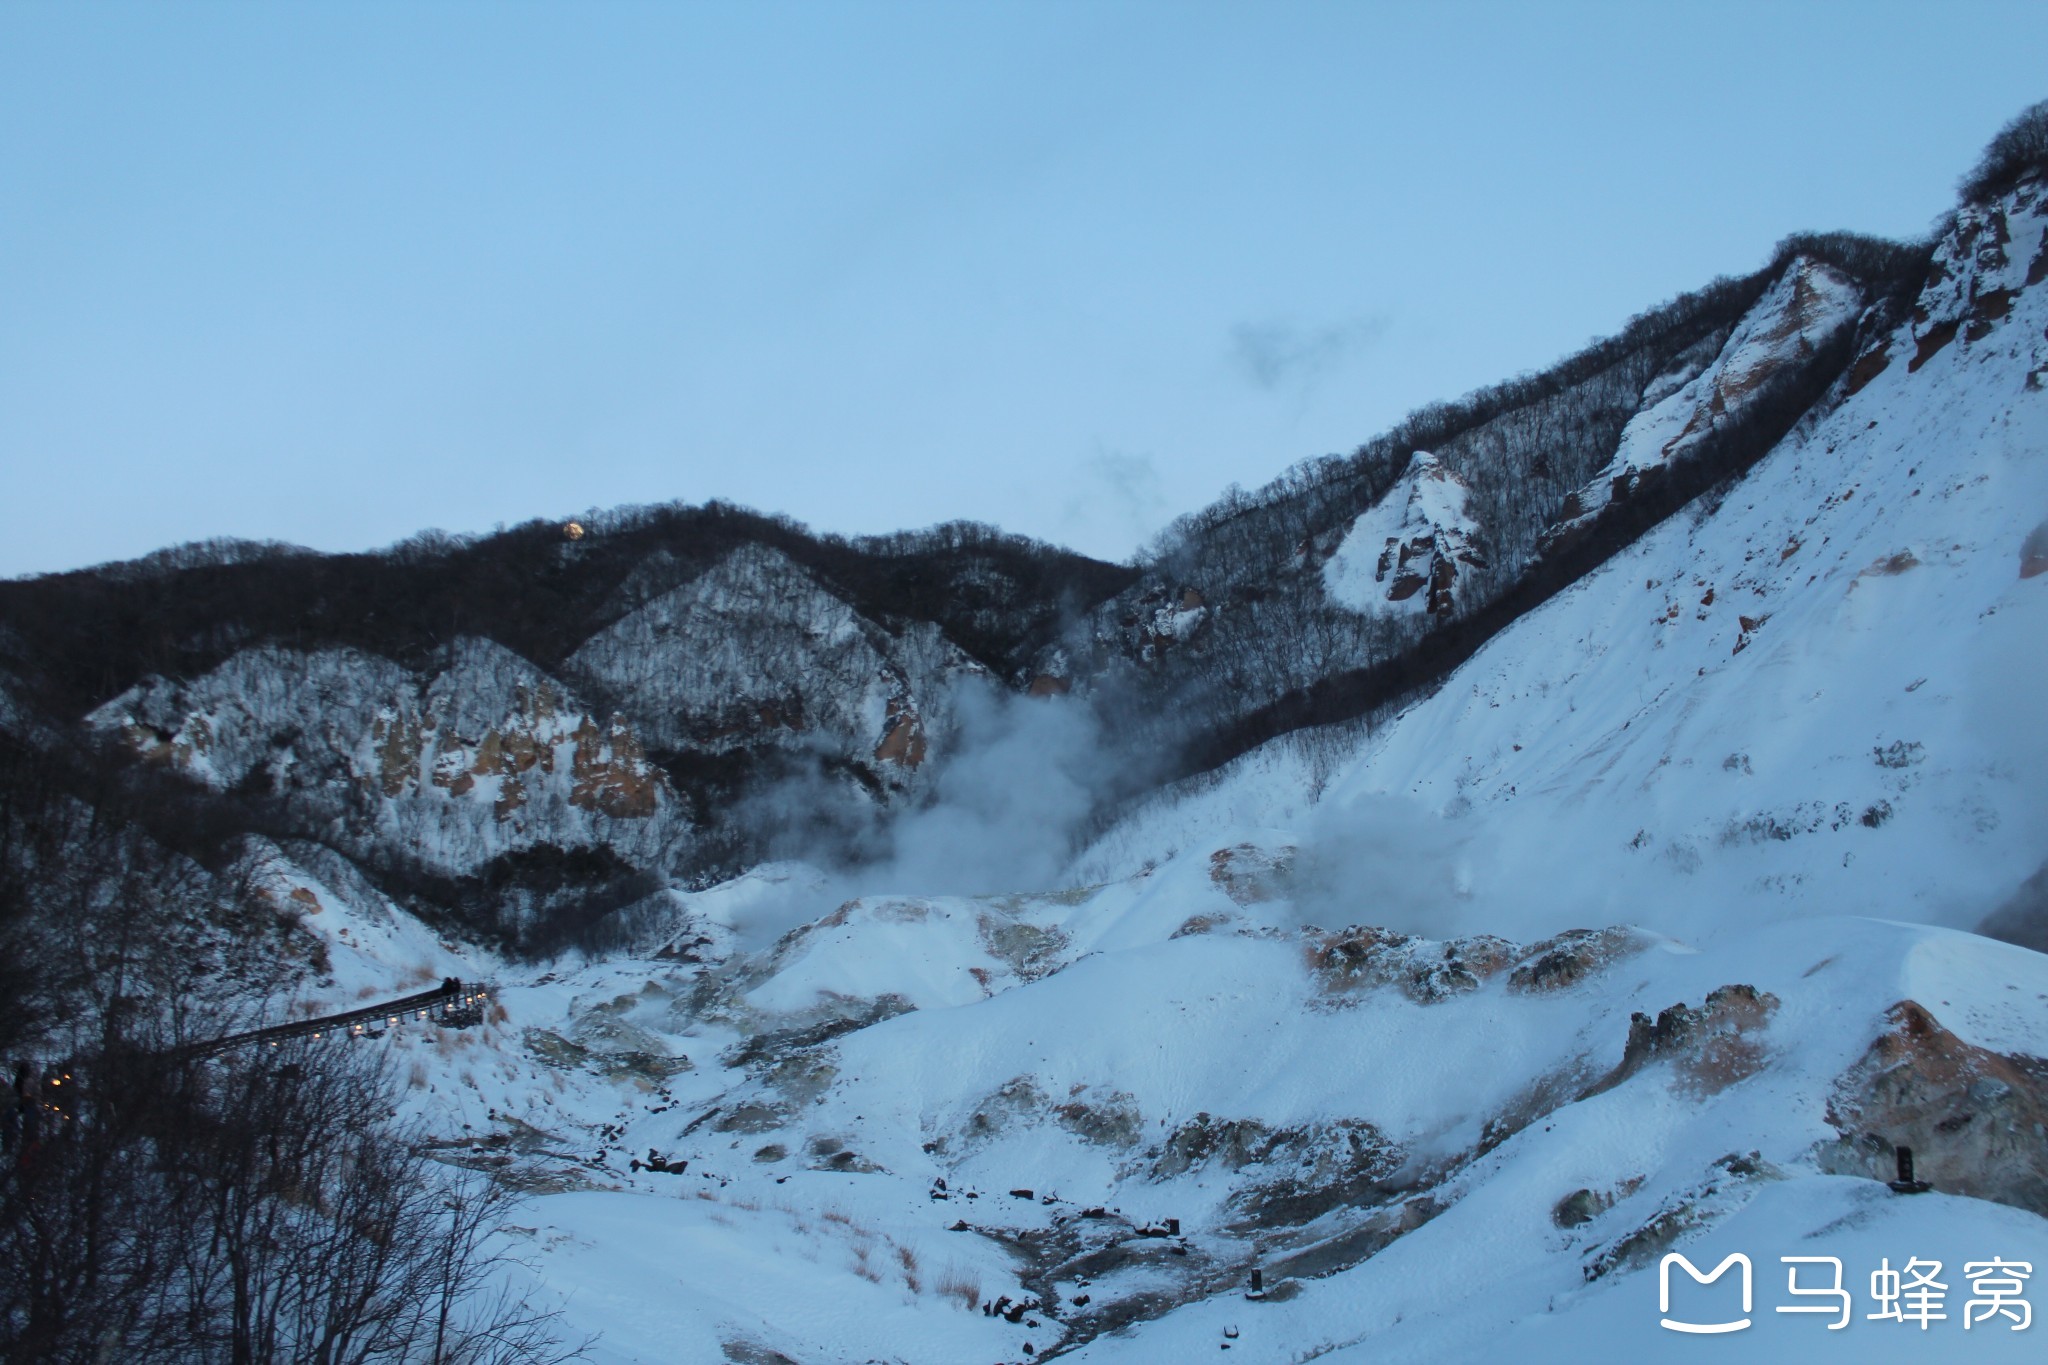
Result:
[3, 1, 2044, 578]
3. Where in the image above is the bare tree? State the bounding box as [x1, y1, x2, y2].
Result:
[2, 1034, 581, 1364]
[1959, 98, 2048, 204]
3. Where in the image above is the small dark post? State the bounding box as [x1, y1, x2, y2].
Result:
[1248, 1267, 1265, 1299]
[1166, 1217, 1180, 1236]
[1888, 1144, 1930, 1194]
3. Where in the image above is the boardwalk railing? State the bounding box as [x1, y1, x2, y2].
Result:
[175, 978, 495, 1060]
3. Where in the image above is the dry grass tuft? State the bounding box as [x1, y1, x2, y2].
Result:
[935, 1264, 982, 1311]
[893, 1239, 921, 1293]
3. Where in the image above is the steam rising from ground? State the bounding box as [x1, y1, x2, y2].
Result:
[709, 679, 1132, 951]
[870, 681, 1120, 898]
[698, 545, 2048, 957]
[1288, 794, 1472, 938]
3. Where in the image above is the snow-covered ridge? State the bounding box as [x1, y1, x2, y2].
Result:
[1906, 173, 2048, 376]
[80, 546, 991, 893]
[88, 638, 688, 880]
[563, 542, 981, 778]
[1088, 177, 2048, 944]
[1077, 238, 1899, 784]
[1543, 254, 1865, 550]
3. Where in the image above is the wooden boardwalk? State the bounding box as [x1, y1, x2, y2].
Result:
[177, 978, 494, 1059]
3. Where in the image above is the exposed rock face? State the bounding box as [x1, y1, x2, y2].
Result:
[2021, 518, 2048, 580]
[1907, 173, 2046, 370]
[562, 543, 979, 782]
[1819, 1000, 2048, 1215]
[873, 691, 927, 768]
[1052, 1088, 1144, 1148]
[103, 645, 411, 785]
[567, 715, 662, 817]
[1592, 984, 1779, 1096]
[1551, 1186, 1606, 1228]
[1113, 585, 1210, 661]
[1308, 924, 1644, 1006]
[1207, 842, 1296, 906]
[1582, 1152, 1782, 1282]
[81, 545, 995, 909]
[1542, 256, 1863, 556]
[1506, 927, 1649, 993]
[1323, 451, 1487, 621]
[1843, 337, 1893, 394]
[91, 639, 684, 880]
[415, 680, 662, 821]
[1151, 1113, 1400, 1228]
[1979, 859, 2048, 951]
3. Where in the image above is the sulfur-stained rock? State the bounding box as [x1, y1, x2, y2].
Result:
[1818, 1000, 2048, 1215]
[1208, 843, 1296, 905]
[1308, 924, 1536, 1004]
[369, 708, 424, 797]
[1507, 927, 1649, 994]
[874, 690, 927, 767]
[568, 715, 661, 818]
[1589, 984, 1779, 1097]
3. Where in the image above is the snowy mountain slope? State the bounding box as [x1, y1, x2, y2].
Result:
[1100, 180, 2048, 951]
[1066, 240, 1920, 786]
[0, 235, 1924, 959]
[563, 542, 983, 782]
[1540, 255, 1865, 552]
[7, 124, 2048, 1365]
[158, 605, 2046, 1359]
[1041, 920, 2048, 1365]
[347, 175, 2048, 1361]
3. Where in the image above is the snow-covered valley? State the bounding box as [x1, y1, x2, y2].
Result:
[185, 175, 2048, 1363]
[7, 144, 2048, 1365]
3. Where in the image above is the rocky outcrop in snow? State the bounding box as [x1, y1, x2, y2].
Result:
[1322, 451, 1486, 620]
[1906, 172, 2048, 373]
[1821, 999, 2048, 1215]
[91, 638, 686, 881]
[562, 543, 982, 783]
[1541, 255, 1865, 556]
